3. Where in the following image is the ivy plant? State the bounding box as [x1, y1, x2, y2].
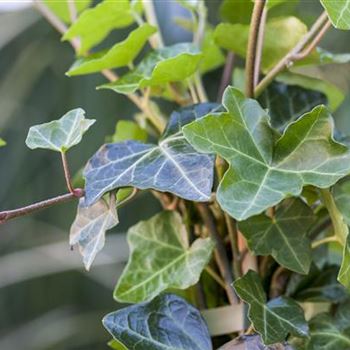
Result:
[2, 0, 350, 348]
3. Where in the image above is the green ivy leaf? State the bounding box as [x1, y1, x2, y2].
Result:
[214, 17, 307, 71]
[84, 103, 219, 206]
[114, 211, 214, 303]
[219, 0, 254, 24]
[0, 138, 6, 147]
[334, 177, 350, 225]
[238, 199, 314, 274]
[63, 0, 139, 54]
[98, 43, 202, 94]
[183, 87, 350, 220]
[234, 270, 309, 345]
[104, 293, 212, 350]
[108, 339, 127, 350]
[43, 0, 92, 23]
[111, 120, 147, 143]
[66, 24, 156, 76]
[321, 0, 350, 30]
[25, 108, 95, 153]
[307, 303, 350, 349]
[70, 194, 118, 270]
[338, 234, 350, 290]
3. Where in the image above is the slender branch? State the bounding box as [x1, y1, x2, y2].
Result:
[188, 79, 199, 103]
[254, 12, 330, 97]
[205, 266, 226, 289]
[194, 73, 208, 103]
[197, 203, 238, 305]
[312, 235, 339, 249]
[218, 52, 235, 102]
[67, 0, 78, 23]
[0, 191, 83, 224]
[60, 152, 74, 194]
[142, 0, 164, 48]
[254, 7, 267, 87]
[245, 0, 267, 97]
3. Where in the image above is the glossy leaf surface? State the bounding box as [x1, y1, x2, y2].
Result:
[234, 270, 308, 345]
[84, 103, 219, 205]
[104, 293, 213, 350]
[183, 87, 350, 220]
[238, 199, 314, 274]
[114, 211, 214, 303]
[26, 108, 95, 153]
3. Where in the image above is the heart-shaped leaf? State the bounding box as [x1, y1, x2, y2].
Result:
[66, 24, 156, 76]
[103, 293, 213, 350]
[183, 87, 350, 220]
[234, 270, 309, 345]
[98, 43, 202, 94]
[70, 194, 118, 270]
[320, 0, 350, 30]
[238, 198, 314, 274]
[114, 211, 214, 303]
[84, 103, 219, 206]
[26, 108, 95, 153]
[63, 0, 139, 54]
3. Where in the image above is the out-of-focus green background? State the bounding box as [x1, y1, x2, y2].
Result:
[0, 1, 350, 349]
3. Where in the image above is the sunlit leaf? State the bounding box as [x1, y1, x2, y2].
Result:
[111, 120, 147, 143]
[108, 339, 127, 350]
[321, 0, 350, 30]
[103, 293, 212, 350]
[63, 0, 139, 54]
[98, 43, 202, 94]
[238, 199, 314, 274]
[214, 17, 307, 71]
[234, 270, 308, 345]
[70, 194, 118, 270]
[66, 24, 156, 76]
[26, 108, 95, 153]
[0, 138, 6, 147]
[43, 0, 92, 24]
[183, 87, 350, 220]
[114, 211, 214, 303]
[84, 103, 219, 206]
[219, 0, 253, 24]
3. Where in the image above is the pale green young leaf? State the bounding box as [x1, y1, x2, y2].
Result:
[321, 0, 350, 30]
[108, 340, 127, 350]
[111, 120, 147, 143]
[43, 0, 92, 23]
[25, 108, 95, 153]
[338, 234, 350, 290]
[98, 43, 202, 94]
[114, 211, 214, 303]
[234, 270, 308, 345]
[66, 24, 156, 76]
[70, 195, 119, 271]
[183, 87, 350, 220]
[239, 199, 314, 274]
[63, 0, 138, 54]
[214, 17, 307, 71]
[0, 138, 6, 147]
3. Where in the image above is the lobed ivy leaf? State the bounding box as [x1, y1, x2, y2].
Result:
[98, 43, 202, 94]
[234, 270, 309, 345]
[114, 211, 214, 303]
[214, 17, 307, 71]
[25, 108, 95, 153]
[103, 293, 212, 350]
[320, 0, 350, 30]
[70, 194, 118, 270]
[43, 0, 92, 24]
[111, 120, 147, 143]
[63, 0, 139, 54]
[66, 24, 156, 76]
[258, 80, 327, 130]
[84, 103, 219, 206]
[183, 87, 350, 220]
[238, 198, 314, 274]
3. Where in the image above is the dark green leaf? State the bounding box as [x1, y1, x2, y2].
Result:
[334, 177, 350, 225]
[103, 293, 213, 350]
[183, 87, 350, 220]
[320, 0, 350, 30]
[98, 43, 202, 94]
[219, 0, 253, 24]
[70, 194, 118, 270]
[43, 0, 92, 23]
[66, 24, 156, 76]
[63, 0, 139, 54]
[238, 199, 314, 274]
[84, 103, 219, 206]
[25, 108, 95, 153]
[114, 211, 214, 303]
[111, 120, 147, 143]
[234, 270, 308, 345]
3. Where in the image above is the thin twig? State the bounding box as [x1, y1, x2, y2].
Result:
[67, 0, 78, 23]
[0, 192, 83, 224]
[254, 7, 267, 87]
[245, 0, 267, 97]
[254, 12, 330, 97]
[197, 203, 238, 305]
[194, 73, 208, 103]
[218, 52, 235, 102]
[312, 235, 339, 249]
[142, 0, 163, 48]
[60, 152, 74, 194]
[205, 266, 226, 289]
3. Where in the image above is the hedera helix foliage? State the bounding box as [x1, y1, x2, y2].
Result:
[4, 0, 350, 348]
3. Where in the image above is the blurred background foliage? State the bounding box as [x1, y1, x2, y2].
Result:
[0, 1, 350, 349]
